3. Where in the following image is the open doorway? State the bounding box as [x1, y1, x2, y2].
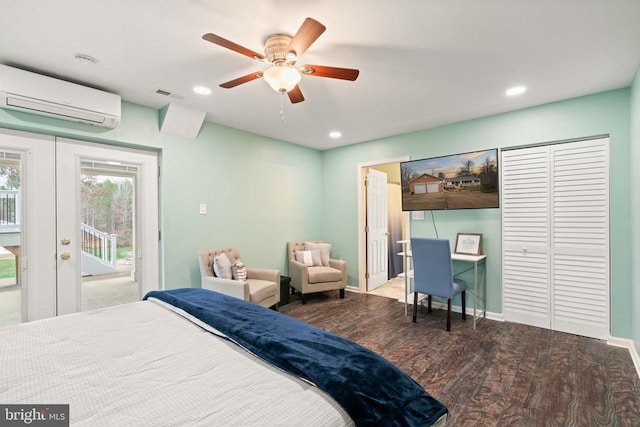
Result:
[357, 157, 410, 296]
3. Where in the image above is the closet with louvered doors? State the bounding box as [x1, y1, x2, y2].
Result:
[501, 137, 610, 340]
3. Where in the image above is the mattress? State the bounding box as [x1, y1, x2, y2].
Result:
[0, 299, 354, 426]
[145, 288, 448, 426]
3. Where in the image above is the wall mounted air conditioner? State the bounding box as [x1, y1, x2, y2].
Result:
[0, 64, 121, 128]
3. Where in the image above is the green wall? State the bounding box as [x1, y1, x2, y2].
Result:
[631, 68, 640, 353]
[322, 88, 633, 338]
[0, 102, 324, 290]
[0, 83, 636, 340]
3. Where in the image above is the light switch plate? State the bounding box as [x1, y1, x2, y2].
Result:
[412, 211, 425, 220]
[199, 203, 207, 215]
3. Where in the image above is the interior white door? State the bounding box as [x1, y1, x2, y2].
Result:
[56, 138, 159, 315]
[502, 138, 610, 340]
[366, 168, 388, 291]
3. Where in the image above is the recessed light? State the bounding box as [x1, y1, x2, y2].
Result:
[506, 86, 527, 97]
[329, 131, 342, 139]
[193, 86, 211, 95]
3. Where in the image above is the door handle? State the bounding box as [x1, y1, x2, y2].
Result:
[60, 252, 71, 260]
[61, 238, 71, 245]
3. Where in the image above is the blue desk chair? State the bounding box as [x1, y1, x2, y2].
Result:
[410, 238, 467, 331]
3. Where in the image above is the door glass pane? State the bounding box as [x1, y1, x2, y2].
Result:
[0, 154, 21, 327]
[80, 165, 138, 311]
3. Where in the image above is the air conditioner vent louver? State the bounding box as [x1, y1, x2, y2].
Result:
[155, 88, 173, 96]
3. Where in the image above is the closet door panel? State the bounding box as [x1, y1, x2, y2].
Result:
[503, 250, 550, 328]
[551, 138, 609, 339]
[502, 146, 551, 327]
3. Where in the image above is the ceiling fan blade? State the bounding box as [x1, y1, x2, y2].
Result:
[219, 71, 263, 89]
[301, 65, 360, 81]
[286, 18, 326, 58]
[202, 33, 266, 61]
[287, 85, 305, 103]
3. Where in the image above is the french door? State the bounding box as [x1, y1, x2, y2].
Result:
[0, 129, 159, 325]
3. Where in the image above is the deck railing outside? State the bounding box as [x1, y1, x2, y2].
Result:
[0, 190, 20, 231]
[81, 223, 118, 266]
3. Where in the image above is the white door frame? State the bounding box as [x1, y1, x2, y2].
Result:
[357, 156, 410, 293]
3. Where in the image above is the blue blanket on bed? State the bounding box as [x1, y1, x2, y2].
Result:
[144, 288, 447, 426]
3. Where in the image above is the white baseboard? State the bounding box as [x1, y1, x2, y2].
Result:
[421, 300, 503, 322]
[607, 337, 640, 380]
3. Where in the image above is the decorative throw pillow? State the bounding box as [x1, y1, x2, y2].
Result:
[305, 242, 331, 266]
[295, 249, 323, 267]
[213, 252, 233, 279]
[232, 261, 247, 282]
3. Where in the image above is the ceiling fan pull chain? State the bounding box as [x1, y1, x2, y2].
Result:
[280, 92, 285, 124]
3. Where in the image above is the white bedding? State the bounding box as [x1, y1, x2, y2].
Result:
[0, 299, 354, 426]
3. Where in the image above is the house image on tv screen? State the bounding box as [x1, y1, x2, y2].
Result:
[445, 175, 482, 190]
[408, 173, 444, 194]
[400, 148, 499, 211]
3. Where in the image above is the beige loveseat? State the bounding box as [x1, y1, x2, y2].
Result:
[198, 247, 280, 309]
[287, 241, 346, 304]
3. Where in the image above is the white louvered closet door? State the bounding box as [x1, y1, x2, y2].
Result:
[502, 146, 551, 329]
[551, 139, 609, 339]
[502, 138, 610, 340]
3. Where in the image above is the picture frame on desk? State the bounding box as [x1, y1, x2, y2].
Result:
[454, 233, 483, 255]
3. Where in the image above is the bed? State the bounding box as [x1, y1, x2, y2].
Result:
[1, 288, 447, 426]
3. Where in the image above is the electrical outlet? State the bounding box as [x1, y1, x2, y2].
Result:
[199, 203, 207, 215]
[412, 211, 425, 220]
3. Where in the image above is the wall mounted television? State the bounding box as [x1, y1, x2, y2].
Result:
[400, 148, 499, 211]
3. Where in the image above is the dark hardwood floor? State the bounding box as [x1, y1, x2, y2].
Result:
[279, 291, 640, 426]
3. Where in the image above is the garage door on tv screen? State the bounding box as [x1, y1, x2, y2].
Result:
[400, 148, 499, 211]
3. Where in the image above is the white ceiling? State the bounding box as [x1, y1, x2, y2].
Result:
[1, 0, 639, 150]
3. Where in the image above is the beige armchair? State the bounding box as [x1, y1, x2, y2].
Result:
[287, 241, 346, 304]
[198, 247, 280, 309]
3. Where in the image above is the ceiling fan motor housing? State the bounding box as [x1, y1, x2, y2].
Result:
[264, 34, 295, 64]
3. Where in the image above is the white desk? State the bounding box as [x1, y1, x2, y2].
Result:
[397, 240, 487, 329]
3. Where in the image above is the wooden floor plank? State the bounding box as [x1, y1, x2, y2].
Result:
[280, 291, 640, 426]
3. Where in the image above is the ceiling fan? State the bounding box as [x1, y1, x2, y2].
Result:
[202, 17, 359, 104]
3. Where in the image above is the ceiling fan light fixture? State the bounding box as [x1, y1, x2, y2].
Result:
[263, 65, 301, 93]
